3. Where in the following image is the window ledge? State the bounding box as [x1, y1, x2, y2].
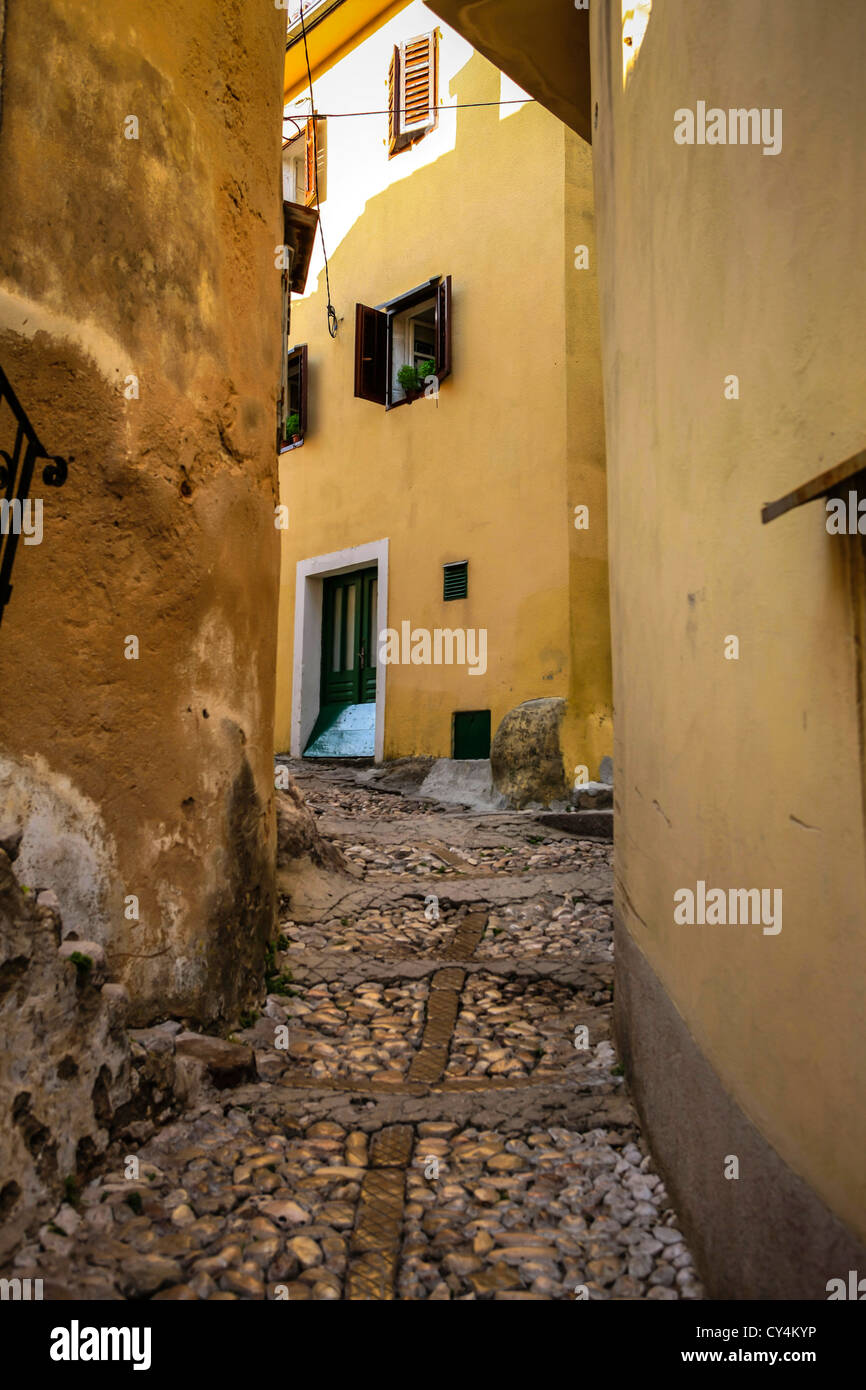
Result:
[280, 439, 305, 454]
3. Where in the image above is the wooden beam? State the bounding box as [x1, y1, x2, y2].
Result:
[762, 447, 866, 524]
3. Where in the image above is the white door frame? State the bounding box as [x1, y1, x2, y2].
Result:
[291, 538, 389, 761]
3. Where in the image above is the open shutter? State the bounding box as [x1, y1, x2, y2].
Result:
[435, 274, 452, 383]
[314, 118, 327, 204]
[278, 209, 291, 448]
[298, 343, 309, 436]
[304, 116, 319, 206]
[354, 304, 388, 405]
[388, 47, 401, 155]
[401, 32, 437, 134]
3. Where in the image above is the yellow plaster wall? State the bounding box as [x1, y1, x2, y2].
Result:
[591, 0, 866, 1238]
[276, 11, 610, 773]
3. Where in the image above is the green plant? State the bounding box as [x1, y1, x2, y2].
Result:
[68, 951, 93, 979]
[285, 412, 301, 440]
[125, 1192, 143, 1215]
[265, 940, 295, 995]
[417, 357, 435, 381]
[397, 363, 421, 393]
[64, 1175, 80, 1208]
[612, 1063, 624, 1076]
[239, 1009, 259, 1030]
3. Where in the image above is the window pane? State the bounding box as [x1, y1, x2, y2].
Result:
[332, 588, 342, 668]
[345, 586, 356, 668]
[369, 580, 378, 660]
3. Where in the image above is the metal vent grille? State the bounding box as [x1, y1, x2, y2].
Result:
[443, 560, 468, 601]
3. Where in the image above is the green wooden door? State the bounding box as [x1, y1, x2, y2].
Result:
[321, 568, 377, 707]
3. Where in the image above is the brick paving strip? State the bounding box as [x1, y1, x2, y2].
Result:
[348, 928, 484, 1294]
[407, 967, 466, 1085]
[289, 906, 490, 1298]
[347, 1126, 414, 1300]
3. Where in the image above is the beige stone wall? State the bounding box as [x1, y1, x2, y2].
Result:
[591, 0, 866, 1243]
[0, 0, 286, 1022]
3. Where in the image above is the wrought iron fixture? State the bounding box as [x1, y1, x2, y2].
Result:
[0, 364, 70, 625]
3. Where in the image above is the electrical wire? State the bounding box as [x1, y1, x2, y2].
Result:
[299, 2, 339, 338]
[306, 99, 538, 118]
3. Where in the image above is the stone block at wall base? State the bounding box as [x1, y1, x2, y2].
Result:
[614, 917, 866, 1299]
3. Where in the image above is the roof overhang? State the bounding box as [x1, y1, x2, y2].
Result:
[284, 0, 411, 104]
[425, 0, 592, 142]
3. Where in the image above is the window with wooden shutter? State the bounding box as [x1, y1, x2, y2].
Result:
[435, 275, 452, 383]
[282, 345, 308, 450]
[304, 116, 327, 206]
[388, 48, 401, 156]
[278, 261, 291, 451]
[402, 33, 437, 132]
[388, 31, 438, 157]
[354, 305, 388, 405]
[355, 276, 452, 409]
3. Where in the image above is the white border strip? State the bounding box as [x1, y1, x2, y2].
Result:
[291, 537, 389, 761]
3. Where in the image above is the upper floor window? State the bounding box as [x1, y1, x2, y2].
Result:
[389, 32, 439, 156]
[282, 115, 327, 207]
[354, 276, 452, 410]
[281, 345, 308, 451]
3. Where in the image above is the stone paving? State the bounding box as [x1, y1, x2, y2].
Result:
[7, 761, 704, 1301]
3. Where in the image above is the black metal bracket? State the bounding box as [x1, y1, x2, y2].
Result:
[0, 364, 70, 625]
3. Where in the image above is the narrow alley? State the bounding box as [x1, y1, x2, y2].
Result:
[14, 764, 703, 1302]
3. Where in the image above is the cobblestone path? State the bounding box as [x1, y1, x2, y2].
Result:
[12, 763, 704, 1301]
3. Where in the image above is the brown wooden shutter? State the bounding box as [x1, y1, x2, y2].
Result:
[304, 116, 317, 206]
[314, 118, 327, 204]
[435, 275, 452, 383]
[354, 304, 388, 405]
[278, 205, 291, 448]
[401, 32, 437, 134]
[388, 48, 400, 155]
[298, 343, 309, 436]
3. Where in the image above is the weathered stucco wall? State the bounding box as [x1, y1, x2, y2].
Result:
[0, 0, 286, 1022]
[591, 0, 866, 1285]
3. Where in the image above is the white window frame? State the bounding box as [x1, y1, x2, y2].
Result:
[388, 296, 436, 404]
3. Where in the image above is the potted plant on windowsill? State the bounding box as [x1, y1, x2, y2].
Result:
[397, 364, 422, 402]
[397, 359, 435, 403]
[285, 412, 302, 445]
